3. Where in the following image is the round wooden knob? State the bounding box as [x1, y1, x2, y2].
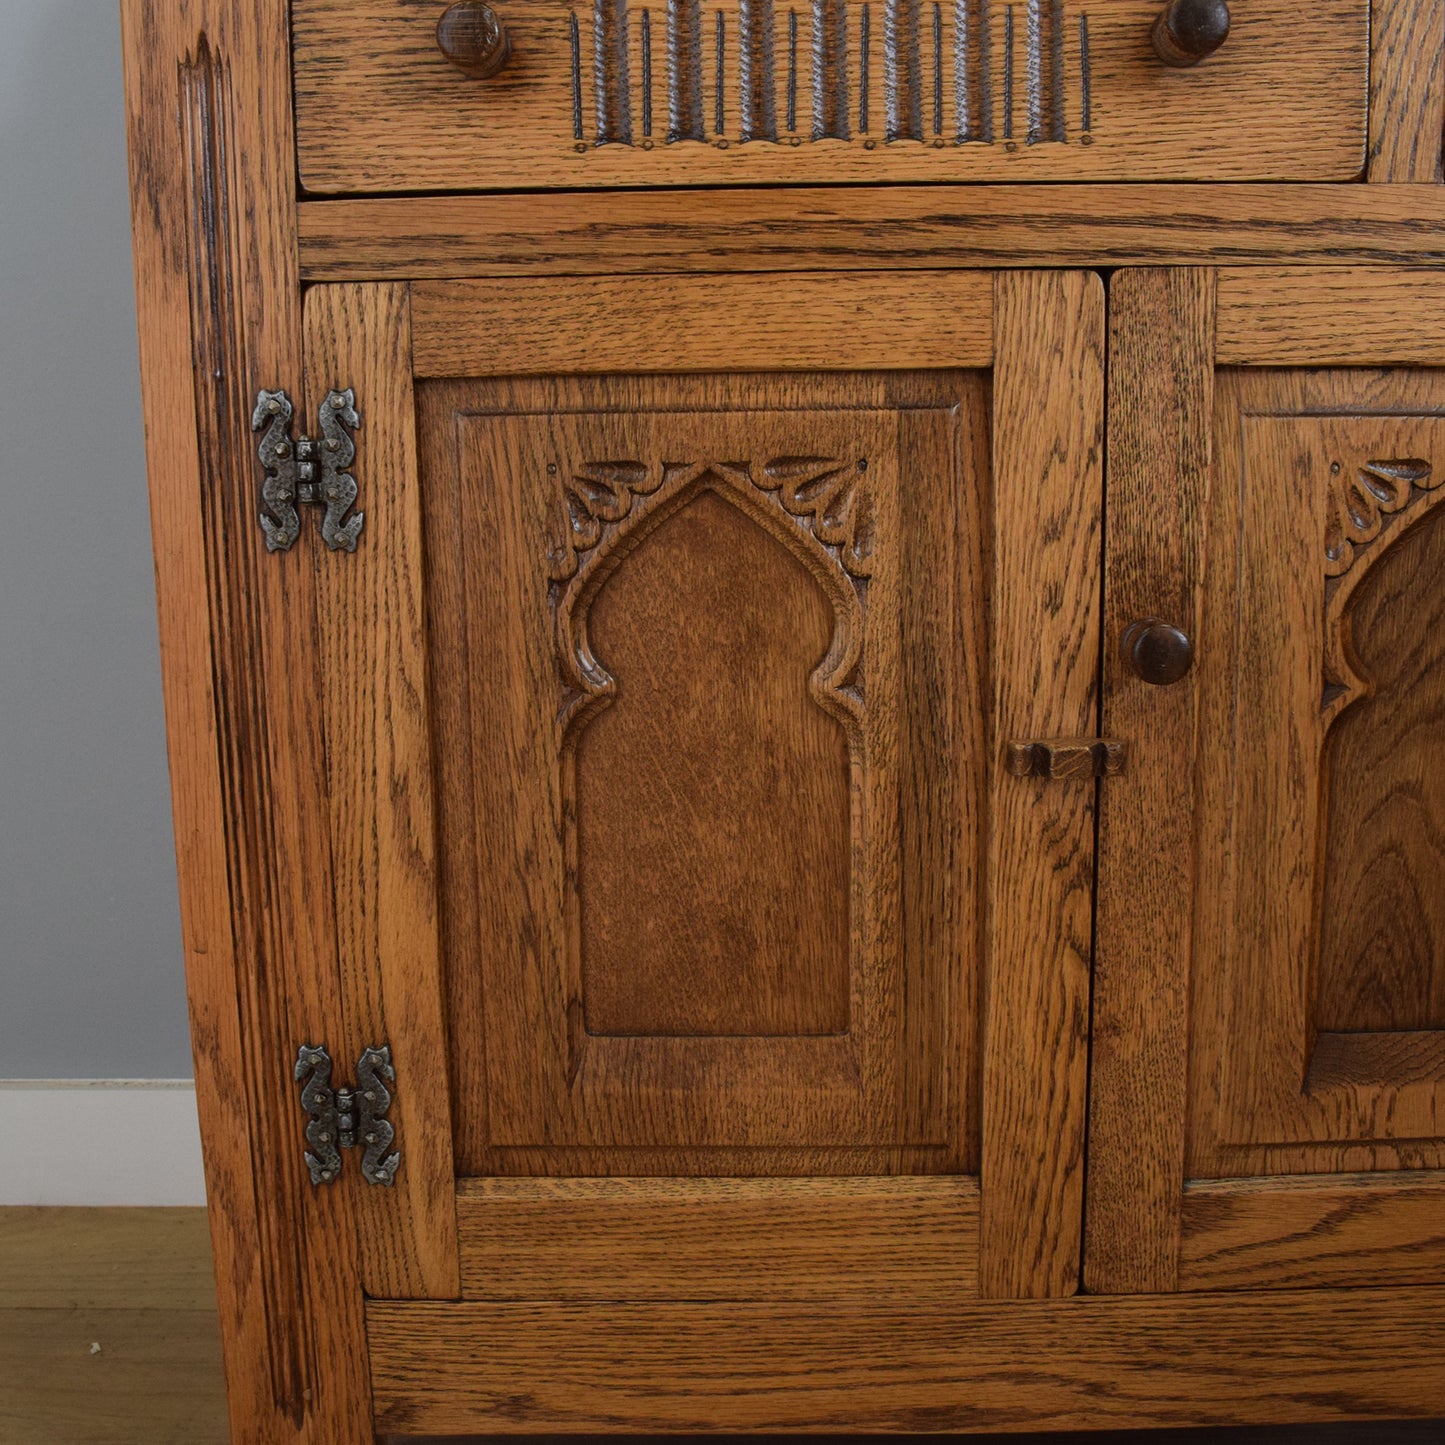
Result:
[1151, 0, 1230, 67]
[1123, 619, 1194, 686]
[436, 1, 513, 79]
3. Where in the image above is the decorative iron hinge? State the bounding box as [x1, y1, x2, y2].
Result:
[251, 388, 364, 553]
[293, 1044, 399, 1186]
[1007, 738, 1127, 780]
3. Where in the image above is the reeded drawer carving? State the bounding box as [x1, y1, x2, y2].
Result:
[293, 0, 1367, 192]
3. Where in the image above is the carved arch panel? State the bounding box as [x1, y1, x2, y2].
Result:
[1193, 388, 1445, 1169]
[420, 377, 986, 1176]
[549, 461, 870, 1039]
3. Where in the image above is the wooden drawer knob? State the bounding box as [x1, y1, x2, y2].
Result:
[437, 1, 513, 79]
[1123, 619, 1194, 685]
[1151, 0, 1230, 67]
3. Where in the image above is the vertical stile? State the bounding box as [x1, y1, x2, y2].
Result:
[739, 0, 779, 140]
[812, 0, 850, 137]
[788, 8, 800, 133]
[885, 0, 923, 140]
[1002, 3, 1014, 142]
[855, 2, 867, 134]
[641, 9, 654, 137]
[594, 0, 634, 143]
[570, 11, 585, 139]
[716, 9, 727, 135]
[933, 2, 944, 136]
[668, 0, 706, 139]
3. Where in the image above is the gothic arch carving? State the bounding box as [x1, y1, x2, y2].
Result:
[546, 456, 871, 744]
[1323, 456, 1443, 730]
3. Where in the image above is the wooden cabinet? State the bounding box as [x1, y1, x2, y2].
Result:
[122, 0, 1445, 1439]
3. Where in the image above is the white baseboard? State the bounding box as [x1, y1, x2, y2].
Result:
[0, 1080, 206, 1206]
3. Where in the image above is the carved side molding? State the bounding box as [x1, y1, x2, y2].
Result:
[1323, 454, 1443, 727]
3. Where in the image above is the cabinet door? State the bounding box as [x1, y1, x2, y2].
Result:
[1088, 268, 1445, 1295]
[301, 271, 1104, 1313]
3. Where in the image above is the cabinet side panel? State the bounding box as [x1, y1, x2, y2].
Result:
[122, 0, 373, 1437]
[1085, 268, 1214, 1294]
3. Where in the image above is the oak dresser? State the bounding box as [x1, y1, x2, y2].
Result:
[122, 0, 1445, 1437]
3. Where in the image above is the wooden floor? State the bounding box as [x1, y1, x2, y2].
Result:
[1, 1208, 1440, 1444]
[0, 1207, 227, 1443]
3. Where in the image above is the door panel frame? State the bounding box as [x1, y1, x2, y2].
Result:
[1088, 267, 1445, 1295]
[340, 268, 1106, 1300]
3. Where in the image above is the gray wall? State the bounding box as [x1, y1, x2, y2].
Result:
[0, 0, 190, 1078]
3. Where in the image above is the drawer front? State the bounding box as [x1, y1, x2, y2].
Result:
[293, 0, 1367, 193]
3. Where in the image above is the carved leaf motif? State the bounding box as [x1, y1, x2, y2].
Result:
[1322, 454, 1444, 728]
[548, 456, 873, 586]
[1324, 457, 1435, 577]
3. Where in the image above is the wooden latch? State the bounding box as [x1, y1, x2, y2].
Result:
[1007, 739, 1126, 781]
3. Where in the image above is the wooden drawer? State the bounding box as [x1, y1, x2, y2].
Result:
[293, 0, 1368, 193]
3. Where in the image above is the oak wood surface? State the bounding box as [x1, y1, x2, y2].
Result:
[980, 271, 1103, 1299]
[408, 272, 995, 376]
[1316, 498, 1445, 1032]
[1084, 267, 1213, 1296]
[0, 1206, 215, 1312]
[366, 1287, 1445, 1434]
[455, 1176, 978, 1300]
[303, 283, 461, 1300]
[0, 1308, 227, 1445]
[419, 367, 983, 1176]
[1368, 0, 1445, 181]
[0, 1206, 226, 1444]
[1179, 1174, 1445, 1291]
[292, 0, 1366, 192]
[1217, 270, 1445, 367]
[121, 0, 372, 1437]
[1192, 369, 1445, 1165]
[295, 186, 1445, 281]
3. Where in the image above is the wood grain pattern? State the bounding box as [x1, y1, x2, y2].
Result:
[292, 0, 1367, 191]
[0, 1206, 228, 1444]
[1217, 269, 1445, 366]
[0, 1207, 214, 1312]
[366, 1287, 1445, 1434]
[1368, 0, 1445, 181]
[1184, 366, 1445, 1195]
[297, 185, 1445, 281]
[574, 485, 852, 1037]
[1084, 268, 1213, 1296]
[1317, 497, 1445, 1032]
[455, 1177, 978, 1300]
[419, 367, 985, 1177]
[980, 271, 1103, 1298]
[303, 284, 460, 1300]
[0, 1307, 227, 1445]
[408, 273, 994, 376]
[122, 0, 372, 1437]
[1179, 1174, 1445, 1290]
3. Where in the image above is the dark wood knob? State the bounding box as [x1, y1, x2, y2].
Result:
[1123, 619, 1194, 686]
[1152, 0, 1230, 66]
[437, 1, 512, 79]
